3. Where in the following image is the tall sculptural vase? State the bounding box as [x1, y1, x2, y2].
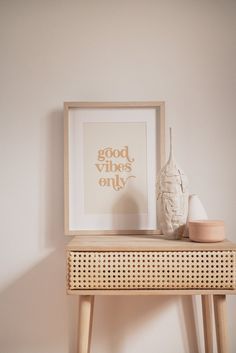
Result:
[157, 128, 189, 239]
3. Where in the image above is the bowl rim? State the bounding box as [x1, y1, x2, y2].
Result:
[189, 220, 224, 226]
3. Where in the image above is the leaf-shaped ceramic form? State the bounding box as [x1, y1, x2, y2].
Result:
[157, 128, 189, 239]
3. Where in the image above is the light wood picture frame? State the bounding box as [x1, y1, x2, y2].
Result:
[64, 102, 165, 235]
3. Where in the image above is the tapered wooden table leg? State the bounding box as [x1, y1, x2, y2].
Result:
[213, 295, 229, 353]
[202, 295, 213, 353]
[78, 295, 94, 353]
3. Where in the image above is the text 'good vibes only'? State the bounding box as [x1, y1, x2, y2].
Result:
[95, 146, 136, 191]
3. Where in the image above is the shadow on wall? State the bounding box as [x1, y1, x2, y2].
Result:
[0, 251, 77, 353]
[39, 109, 65, 250]
[92, 295, 173, 353]
[112, 183, 147, 230]
[179, 296, 201, 353]
[92, 295, 201, 353]
[0, 109, 77, 353]
[112, 192, 140, 230]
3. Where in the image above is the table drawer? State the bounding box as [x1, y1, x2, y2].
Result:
[68, 250, 236, 290]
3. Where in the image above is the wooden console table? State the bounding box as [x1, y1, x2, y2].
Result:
[66, 235, 236, 353]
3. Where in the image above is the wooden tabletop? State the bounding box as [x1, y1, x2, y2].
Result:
[66, 235, 236, 251]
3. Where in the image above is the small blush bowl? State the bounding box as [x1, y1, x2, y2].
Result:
[189, 220, 225, 243]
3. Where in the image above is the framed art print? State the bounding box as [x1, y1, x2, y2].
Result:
[64, 102, 165, 235]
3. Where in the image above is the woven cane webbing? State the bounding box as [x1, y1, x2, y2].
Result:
[68, 251, 236, 290]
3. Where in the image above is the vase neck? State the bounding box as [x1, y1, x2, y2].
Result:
[168, 127, 173, 162]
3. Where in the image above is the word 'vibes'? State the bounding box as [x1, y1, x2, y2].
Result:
[95, 146, 136, 191]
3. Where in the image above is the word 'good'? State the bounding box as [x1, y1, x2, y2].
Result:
[98, 146, 134, 162]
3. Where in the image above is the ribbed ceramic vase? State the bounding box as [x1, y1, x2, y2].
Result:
[157, 128, 189, 239]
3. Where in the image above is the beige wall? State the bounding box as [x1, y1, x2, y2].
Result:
[0, 1, 236, 352]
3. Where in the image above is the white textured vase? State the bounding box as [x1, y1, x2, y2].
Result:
[157, 128, 189, 239]
[184, 194, 208, 237]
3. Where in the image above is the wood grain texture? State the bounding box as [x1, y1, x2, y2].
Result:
[68, 289, 236, 296]
[159, 102, 165, 168]
[65, 229, 163, 236]
[64, 101, 165, 108]
[66, 235, 236, 251]
[213, 295, 229, 353]
[78, 295, 94, 353]
[202, 295, 213, 353]
[64, 103, 69, 235]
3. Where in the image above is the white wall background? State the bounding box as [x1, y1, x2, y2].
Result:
[0, 1, 236, 352]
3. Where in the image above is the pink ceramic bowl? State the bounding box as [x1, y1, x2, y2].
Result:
[189, 220, 225, 243]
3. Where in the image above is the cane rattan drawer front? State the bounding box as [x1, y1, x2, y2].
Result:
[68, 250, 236, 290]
